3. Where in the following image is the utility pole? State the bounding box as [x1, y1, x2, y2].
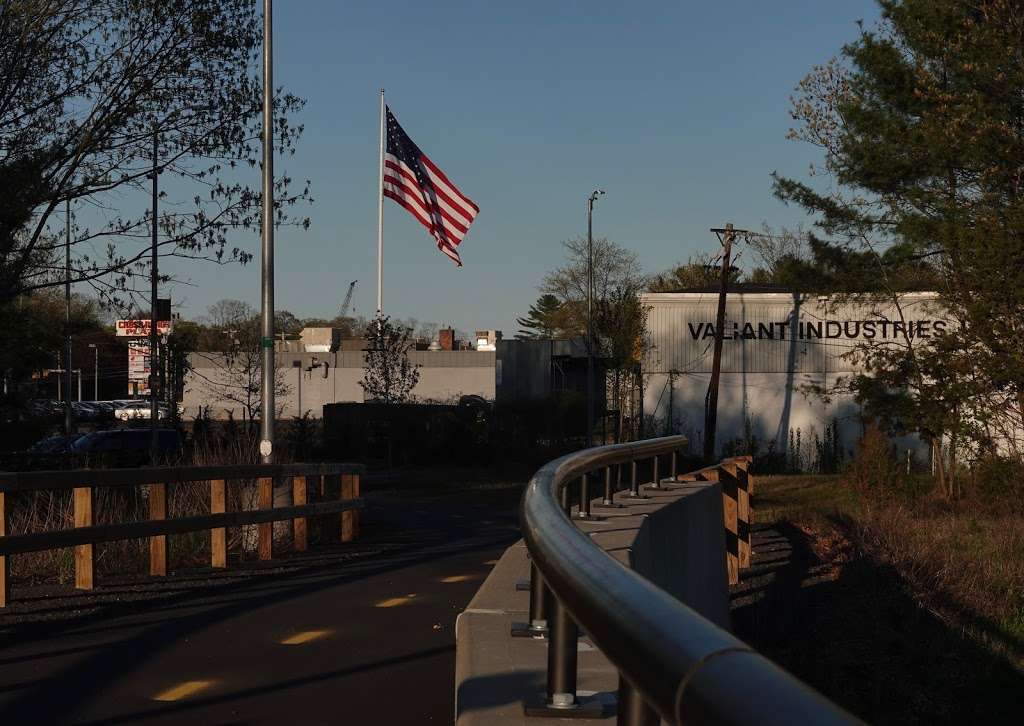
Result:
[259, 0, 276, 464]
[64, 200, 73, 437]
[150, 127, 160, 465]
[585, 189, 605, 448]
[704, 223, 747, 462]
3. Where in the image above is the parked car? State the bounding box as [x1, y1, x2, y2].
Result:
[28, 433, 84, 453]
[70, 428, 182, 466]
[115, 401, 170, 421]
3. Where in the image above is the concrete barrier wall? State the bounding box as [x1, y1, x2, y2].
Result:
[454, 481, 728, 725]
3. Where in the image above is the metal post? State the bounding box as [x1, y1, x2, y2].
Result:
[602, 465, 613, 505]
[671, 450, 678, 481]
[585, 189, 604, 449]
[577, 474, 592, 519]
[528, 563, 549, 633]
[546, 598, 579, 709]
[150, 128, 159, 466]
[64, 200, 72, 437]
[76, 370, 81, 401]
[259, 0, 276, 464]
[647, 454, 663, 490]
[376, 89, 385, 315]
[616, 674, 659, 726]
[623, 457, 647, 500]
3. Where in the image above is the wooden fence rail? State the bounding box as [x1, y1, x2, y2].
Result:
[0, 462, 364, 608]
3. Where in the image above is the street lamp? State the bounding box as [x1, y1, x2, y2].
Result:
[586, 189, 605, 447]
[259, 0, 276, 464]
[88, 344, 99, 400]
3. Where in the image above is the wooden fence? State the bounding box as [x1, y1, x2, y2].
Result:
[674, 455, 754, 585]
[0, 462, 364, 608]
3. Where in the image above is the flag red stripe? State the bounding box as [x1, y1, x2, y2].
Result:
[384, 186, 463, 266]
[383, 173, 469, 240]
[419, 153, 480, 214]
[386, 157, 475, 230]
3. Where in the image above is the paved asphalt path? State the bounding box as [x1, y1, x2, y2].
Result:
[0, 490, 522, 725]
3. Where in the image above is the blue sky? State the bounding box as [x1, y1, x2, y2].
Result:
[165, 0, 880, 335]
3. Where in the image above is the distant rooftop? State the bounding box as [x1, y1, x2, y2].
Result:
[649, 283, 793, 294]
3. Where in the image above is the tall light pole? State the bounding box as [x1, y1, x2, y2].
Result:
[64, 200, 73, 437]
[150, 127, 160, 465]
[88, 344, 98, 400]
[259, 0, 276, 464]
[586, 189, 604, 447]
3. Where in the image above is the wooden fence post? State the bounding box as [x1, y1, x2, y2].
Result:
[149, 483, 167, 576]
[258, 476, 273, 561]
[293, 476, 307, 552]
[719, 464, 740, 586]
[733, 458, 753, 569]
[341, 473, 359, 543]
[74, 486, 94, 590]
[1, 491, 7, 608]
[319, 474, 340, 542]
[210, 479, 227, 568]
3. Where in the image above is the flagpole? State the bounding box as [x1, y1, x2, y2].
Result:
[376, 88, 385, 315]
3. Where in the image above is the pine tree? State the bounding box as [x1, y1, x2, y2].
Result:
[776, 0, 1024, 488]
[515, 294, 569, 339]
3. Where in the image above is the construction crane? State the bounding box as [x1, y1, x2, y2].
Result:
[339, 280, 357, 318]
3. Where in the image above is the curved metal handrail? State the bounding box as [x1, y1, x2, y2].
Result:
[519, 435, 859, 724]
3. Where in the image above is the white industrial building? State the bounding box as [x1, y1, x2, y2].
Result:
[641, 290, 947, 457]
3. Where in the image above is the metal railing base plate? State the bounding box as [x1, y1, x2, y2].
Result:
[510, 621, 548, 638]
[592, 500, 625, 509]
[620, 492, 650, 500]
[574, 513, 605, 522]
[515, 579, 531, 591]
[523, 694, 612, 719]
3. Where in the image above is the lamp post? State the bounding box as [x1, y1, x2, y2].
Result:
[88, 344, 99, 400]
[585, 189, 604, 447]
[149, 126, 160, 466]
[259, 0, 276, 464]
[64, 200, 73, 436]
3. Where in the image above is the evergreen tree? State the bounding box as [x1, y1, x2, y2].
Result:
[777, 0, 1024, 492]
[515, 294, 568, 339]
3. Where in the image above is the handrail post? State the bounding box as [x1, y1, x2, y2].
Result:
[577, 474, 598, 520]
[547, 599, 578, 708]
[596, 464, 623, 509]
[617, 674, 659, 725]
[513, 562, 551, 638]
[670, 450, 678, 481]
[623, 458, 646, 499]
[646, 454, 664, 490]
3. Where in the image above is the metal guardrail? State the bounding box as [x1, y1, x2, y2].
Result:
[519, 435, 859, 724]
[0, 462, 364, 608]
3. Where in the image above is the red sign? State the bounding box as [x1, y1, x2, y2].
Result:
[116, 319, 172, 337]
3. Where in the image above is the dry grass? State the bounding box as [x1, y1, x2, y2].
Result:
[6, 429, 294, 585]
[756, 474, 1024, 666]
[847, 499, 1024, 656]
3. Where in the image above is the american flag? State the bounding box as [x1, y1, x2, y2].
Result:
[382, 106, 479, 266]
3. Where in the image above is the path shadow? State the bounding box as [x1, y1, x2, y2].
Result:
[731, 521, 1023, 725]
